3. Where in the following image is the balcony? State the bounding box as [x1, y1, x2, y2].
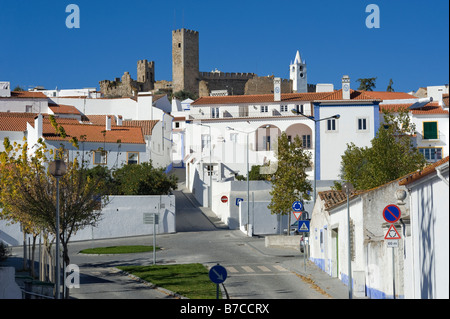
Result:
[189, 106, 312, 120]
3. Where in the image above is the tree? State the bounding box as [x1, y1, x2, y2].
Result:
[235, 165, 269, 181]
[386, 78, 395, 92]
[268, 133, 312, 233]
[112, 162, 178, 195]
[356, 77, 377, 91]
[340, 110, 426, 190]
[172, 90, 198, 101]
[0, 135, 111, 298]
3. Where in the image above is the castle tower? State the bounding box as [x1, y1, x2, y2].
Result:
[137, 59, 155, 91]
[172, 28, 199, 95]
[290, 50, 307, 93]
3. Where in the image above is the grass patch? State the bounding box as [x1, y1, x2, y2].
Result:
[117, 263, 220, 299]
[79, 245, 159, 254]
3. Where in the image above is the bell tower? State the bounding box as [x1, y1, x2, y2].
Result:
[290, 50, 307, 93]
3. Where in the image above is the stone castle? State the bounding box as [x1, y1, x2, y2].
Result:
[100, 28, 313, 98]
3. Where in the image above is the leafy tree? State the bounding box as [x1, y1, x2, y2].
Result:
[112, 162, 178, 195]
[235, 165, 269, 181]
[172, 90, 198, 101]
[0, 135, 111, 297]
[356, 77, 377, 91]
[340, 110, 426, 190]
[386, 78, 395, 92]
[268, 133, 312, 233]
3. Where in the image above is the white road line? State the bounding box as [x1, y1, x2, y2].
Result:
[241, 266, 255, 273]
[227, 266, 238, 273]
[273, 265, 288, 272]
[257, 266, 271, 272]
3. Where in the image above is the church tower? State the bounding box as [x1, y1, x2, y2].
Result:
[290, 51, 307, 93]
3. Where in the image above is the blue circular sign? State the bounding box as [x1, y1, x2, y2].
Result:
[209, 265, 227, 284]
[383, 204, 401, 223]
[292, 201, 303, 212]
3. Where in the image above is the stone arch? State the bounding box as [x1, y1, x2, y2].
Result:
[255, 124, 281, 151]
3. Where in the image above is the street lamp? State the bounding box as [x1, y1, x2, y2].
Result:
[227, 125, 270, 237]
[342, 181, 354, 299]
[291, 108, 340, 205]
[195, 123, 212, 208]
[49, 159, 67, 299]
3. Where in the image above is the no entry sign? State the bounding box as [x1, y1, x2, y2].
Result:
[221, 196, 228, 203]
[383, 204, 401, 223]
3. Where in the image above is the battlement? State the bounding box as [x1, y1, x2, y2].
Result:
[173, 28, 199, 35]
[200, 71, 256, 80]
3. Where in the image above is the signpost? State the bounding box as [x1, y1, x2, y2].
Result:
[221, 196, 228, 203]
[143, 213, 159, 264]
[293, 211, 302, 220]
[292, 201, 303, 212]
[209, 264, 227, 299]
[297, 220, 310, 232]
[236, 198, 244, 206]
[382, 204, 402, 299]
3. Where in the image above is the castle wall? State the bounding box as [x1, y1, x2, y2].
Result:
[172, 29, 199, 95]
[244, 76, 292, 95]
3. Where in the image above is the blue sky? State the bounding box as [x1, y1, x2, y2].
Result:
[1, 0, 448, 93]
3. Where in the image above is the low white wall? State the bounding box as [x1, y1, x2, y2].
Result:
[0, 195, 175, 246]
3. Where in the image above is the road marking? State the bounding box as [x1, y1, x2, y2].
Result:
[257, 266, 271, 272]
[273, 265, 288, 272]
[241, 266, 255, 273]
[227, 266, 238, 273]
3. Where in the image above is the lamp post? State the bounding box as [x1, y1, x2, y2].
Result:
[342, 181, 354, 299]
[291, 109, 340, 205]
[227, 125, 270, 237]
[195, 123, 213, 208]
[49, 159, 67, 299]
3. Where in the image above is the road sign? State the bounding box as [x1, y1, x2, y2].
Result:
[386, 240, 399, 248]
[385, 224, 401, 240]
[292, 201, 303, 212]
[143, 213, 159, 225]
[383, 204, 401, 223]
[209, 264, 227, 284]
[221, 196, 228, 203]
[236, 198, 244, 206]
[293, 211, 302, 220]
[298, 220, 310, 232]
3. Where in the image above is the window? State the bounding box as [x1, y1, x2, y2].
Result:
[260, 105, 268, 113]
[302, 135, 311, 148]
[327, 119, 337, 131]
[93, 150, 107, 165]
[230, 133, 238, 143]
[280, 105, 288, 112]
[420, 148, 442, 162]
[423, 122, 438, 140]
[294, 105, 304, 114]
[211, 107, 219, 118]
[201, 134, 210, 151]
[175, 122, 180, 128]
[127, 152, 139, 165]
[358, 118, 368, 131]
[26, 105, 32, 113]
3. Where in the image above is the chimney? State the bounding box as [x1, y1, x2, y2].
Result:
[35, 114, 43, 137]
[106, 115, 111, 131]
[117, 115, 123, 126]
[274, 77, 281, 102]
[342, 75, 350, 100]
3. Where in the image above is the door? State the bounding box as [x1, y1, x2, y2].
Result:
[331, 228, 339, 278]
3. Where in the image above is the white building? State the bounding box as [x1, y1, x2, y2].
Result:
[29, 87, 102, 99]
[399, 156, 449, 299]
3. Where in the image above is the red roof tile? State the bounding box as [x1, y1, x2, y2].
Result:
[399, 156, 449, 185]
[380, 102, 449, 115]
[49, 104, 81, 115]
[9, 91, 47, 99]
[122, 120, 159, 136]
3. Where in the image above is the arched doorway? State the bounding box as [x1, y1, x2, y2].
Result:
[255, 124, 281, 151]
[285, 123, 313, 149]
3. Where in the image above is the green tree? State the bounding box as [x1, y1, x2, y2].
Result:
[386, 78, 395, 92]
[172, 90, 198, 101]
[235, 165, 269, 181]
[340, 110, 426, 190]
[268, 133, 312, 233]
[356, 77, 377, 91]
[112, 162, 178, 195]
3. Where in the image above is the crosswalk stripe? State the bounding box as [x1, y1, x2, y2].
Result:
[241, 266, 255, 273]
[227, 266, 238, 273]
[273, 265, 288, 272]
[257, 266, 271, 272]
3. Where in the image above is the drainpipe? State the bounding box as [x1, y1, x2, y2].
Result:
[435, 162, 449, 186]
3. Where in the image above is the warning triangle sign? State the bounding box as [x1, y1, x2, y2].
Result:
[385, 224, 401, 240]
[293, 212, 302, 220]
[299, 222, 309, 231]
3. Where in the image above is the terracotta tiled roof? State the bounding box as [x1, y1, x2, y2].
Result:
[399, 156, 449, 186]
[316, 89, 381, 102]
[81, 115, 117, 126]
[191, 92, 334, 106]
[122, 120, 159, 136]
[8, 91, 47, 99]
[319, 190, 348, 210]
[379, 102, 449, 115]
[0, 112, 37, 131]
[49, 104, 81, 115]
[362, 91, 416, 100]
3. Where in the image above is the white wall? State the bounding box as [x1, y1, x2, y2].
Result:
[0, 195, 176, 246]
